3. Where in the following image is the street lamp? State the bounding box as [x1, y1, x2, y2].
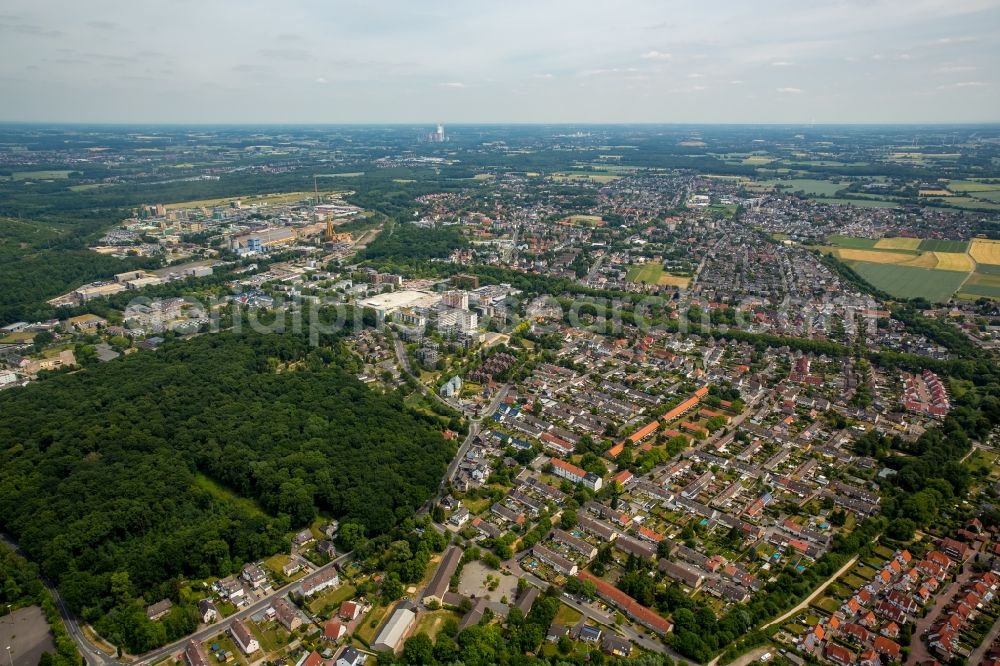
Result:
[6, 644, 13, 666]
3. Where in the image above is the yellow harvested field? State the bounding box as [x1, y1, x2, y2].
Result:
[918, 189, 953, 197]
[833, 248, 920, 264]
[658, 274, 691, 288]
[932, 252, 975, 272]
[971, 239, 1000, 265]
[832, 247, 939, 269]
[874, 237, 921, 251]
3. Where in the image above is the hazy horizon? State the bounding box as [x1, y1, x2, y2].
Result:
[1, 0, 998, 124]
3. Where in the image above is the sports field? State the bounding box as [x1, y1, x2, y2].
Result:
[851, 262, 968, 302]
[970, 239, 1000, 266]
[626, 263, 690, 287]
[918, 239, 969, 253]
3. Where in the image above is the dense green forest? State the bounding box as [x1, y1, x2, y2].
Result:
[0, 216, 155, 325]
[0, 544, 82, 666]
[0, 331, 454, 653]
[360, 221, 469, 262]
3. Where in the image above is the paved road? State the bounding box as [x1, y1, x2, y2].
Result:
[712, 646, 772, 666]
[502, 553, 695, 664]
[133, 551, 352, 666]
[761, 554, 859, 630]
[968, 604, 1000, 666]
[0, 534, 115, 666]
[910, 544, 980, 666]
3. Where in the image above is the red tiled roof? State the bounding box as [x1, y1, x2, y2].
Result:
[578, 571, 671, 634]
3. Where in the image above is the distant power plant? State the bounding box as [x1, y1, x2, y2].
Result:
[425, 124, 447, 142]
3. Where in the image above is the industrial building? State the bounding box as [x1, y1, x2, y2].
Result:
[371, 607, 416, 653]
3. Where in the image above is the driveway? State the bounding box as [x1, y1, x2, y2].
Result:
[909, 544, 980, 665]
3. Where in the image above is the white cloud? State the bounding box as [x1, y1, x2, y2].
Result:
[937, 64, 977, 72]
[532, 73, 554, 79]
[439, 81, 465, 88]
[314, 77, 327, 84]
[933, 36, 978, 45]
[937, 80, 986, 89]
[730, 80, 743, 85]
[770, 61, 792, 67]
[776, 87, 802, 94]
[687, 72, 704, 79]
[640, 50, 672, 61]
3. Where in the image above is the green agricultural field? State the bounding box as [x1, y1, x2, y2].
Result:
[850, 262, 968, 302]
[974, 263, 1000, 276]
[821, 197, 900, 208]
[549, 172, 620, 183]
[942, 196, 1000, 212]
[958, 272, 1000, 299]
[976, 190, 1000, 203]
[764, 178, 847, 196]
[826, 235, 878, 249]
[946, 179, 1000, 193]
[12, 169, 75, 180]
[68, 183, 113, 192]
[918, 239, 970, 253]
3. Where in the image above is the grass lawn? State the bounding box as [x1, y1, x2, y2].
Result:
[356, 605, 389, 645]
[411, 554, 443, 596]
[626, 263, 663, 284]
[206, 633, 248, 666]
[853, 564, 877, 580]
[263, 553, 294, 578]
[463, 496, 492, 515]
[553, 603, 584, 626]
[812, 596, 841, 614]
[308, 585, 358, 616]
[414, 609, 462, 642]
[842, 574, 867, 589]
[249, 620, 290, 654]
[194, 474, 269, 517]
[0, 332, 34, 343]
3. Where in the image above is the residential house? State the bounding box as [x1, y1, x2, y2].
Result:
[146, 599, 173, 621]
[197, 599, 219, 624]
[336, 647, 367, 666]
[184, 641, 209, 666]
[300, 567, 340, 597]
[230, 619, 260, 655]
[273, 597, 302, 631]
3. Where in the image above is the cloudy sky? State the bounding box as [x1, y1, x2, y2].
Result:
[1, 0, 998, 123]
